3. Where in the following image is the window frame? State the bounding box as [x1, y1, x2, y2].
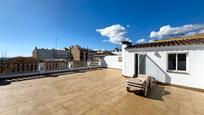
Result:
[167, 52, 189, 74]
[118, 57, 122, 62]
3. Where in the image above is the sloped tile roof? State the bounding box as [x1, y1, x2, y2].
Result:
[127, 34, 204, 49]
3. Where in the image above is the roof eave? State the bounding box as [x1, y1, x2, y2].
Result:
[126, 44, 204, 52]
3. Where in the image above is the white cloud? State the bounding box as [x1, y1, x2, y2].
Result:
[93, 49, 98, 51]
[136, 38, 146, 43]
[150, 24, 204, 39]
[148, 39, 154, 43]
[185, 32, 197, 36]
[96, 24, 131, 45]
[199, 29, 204, 33]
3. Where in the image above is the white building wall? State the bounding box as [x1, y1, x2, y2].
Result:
[172, 50, 204, 88]
[146, 52, 168, 83]
[123, 45, 204, 89]
[104, 56, 122, 69]
[145, 50, 204, 89]
[122, 44, 135, 77]
[122, 51, 135, 77]
[122, 44, 126, 75]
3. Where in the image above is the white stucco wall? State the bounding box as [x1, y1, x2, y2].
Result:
[122, 44, 135, 77]
[145, 52, 167, 82]
[122, 51, 135, 77]
[103, 55, 123, 69]
[145, 50, 204, 89]
[123, 45, 204, 89]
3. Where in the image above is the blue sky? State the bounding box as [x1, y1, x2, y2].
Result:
[0, 0, 204, 57]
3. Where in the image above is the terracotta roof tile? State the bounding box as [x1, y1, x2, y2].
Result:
[127, 36, 204, 49]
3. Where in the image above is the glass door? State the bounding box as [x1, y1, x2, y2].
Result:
[139, 55, 146, 74]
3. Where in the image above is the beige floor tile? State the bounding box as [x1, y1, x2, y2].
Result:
[0, 69, 203, 115]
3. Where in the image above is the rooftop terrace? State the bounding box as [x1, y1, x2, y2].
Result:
[0, 69, 204, 115]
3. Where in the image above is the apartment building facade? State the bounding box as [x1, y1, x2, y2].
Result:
[69, 45, 96, 61]
[32, 47, 71, 61]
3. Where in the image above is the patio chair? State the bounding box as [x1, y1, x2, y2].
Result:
[126, 75, 153, 96]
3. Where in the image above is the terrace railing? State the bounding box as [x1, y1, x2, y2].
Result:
[0, 61, 102, 79]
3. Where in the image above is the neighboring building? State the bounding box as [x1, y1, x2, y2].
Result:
[121, 34, 204, 89]
[112, 47, 122, 52]
[88, 50, 97, 61]
[0, 58, 11, 63]
[93, 50, 115, 61]
[0, 57, 38, 74]
[92, 50, 123, 69]
[103, 55, 123, 69]
[69, 45, 97, 61]
[111, 51, 122, 56]
[96, 50, 114, 55]
[32, 47, 71, 61]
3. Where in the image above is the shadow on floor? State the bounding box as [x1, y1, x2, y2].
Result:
[0, 80, 11, 86]
[46, 69, 94, 77]
[6, 75, 49, 82]
[0, 68, 104, 84]
[46, 68, 103, 77]
[132, 85, 170, 101]
[146, 85, 170, 101]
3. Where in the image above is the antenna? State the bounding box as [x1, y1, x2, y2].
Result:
[5, 51, 7, 58]
[55, 37, 58, 49]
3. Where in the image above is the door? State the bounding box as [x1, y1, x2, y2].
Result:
[134, 54, 138, 77]
[139, 55, 146, 74]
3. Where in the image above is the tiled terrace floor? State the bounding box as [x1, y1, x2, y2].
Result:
[0, 69, 204, 115]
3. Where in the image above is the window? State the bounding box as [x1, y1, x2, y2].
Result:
[168, 54, 176, 70]
[177, 54, 186, 71]
[118, 57, 122, 62]
[167, 53, 187, 72]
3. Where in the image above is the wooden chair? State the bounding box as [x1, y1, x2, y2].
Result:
[126, 75, 153, 96]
